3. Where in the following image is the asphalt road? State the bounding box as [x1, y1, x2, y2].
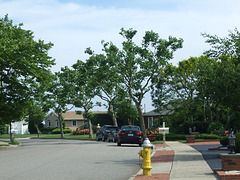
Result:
[191, 143, 228, 170]
[0, 139, 142, 180]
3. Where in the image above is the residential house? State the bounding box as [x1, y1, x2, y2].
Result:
[143, 107, 173, 129]
[10, 120, 29, 135]
[45, 111, 108, 131]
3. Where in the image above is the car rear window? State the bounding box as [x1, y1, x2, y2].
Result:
[121, 126, 140, 131]
[106, 127, 118, 131]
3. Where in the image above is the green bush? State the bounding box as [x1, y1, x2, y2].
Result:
[234, 138, 240, 153]
[0, 125, 8, 134]
[207, 122, 224, 134]
[52, 128, 72, 134]
[63, 128, 72, 134]
[80, 122, 89, 130]
[220, 136, 228, 146]
[195, 134, 221, 139]
[40, 128, 55, 134]
[149, 133, 220, 142]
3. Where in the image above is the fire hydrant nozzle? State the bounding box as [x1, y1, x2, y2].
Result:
[138, 138, 153, 176]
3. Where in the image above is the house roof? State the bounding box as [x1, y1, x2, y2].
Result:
[50, 111, 108, 121]
[143, 108, 173, 117]
[62, 111, 84, 120]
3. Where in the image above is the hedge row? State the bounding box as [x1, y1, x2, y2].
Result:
[148, 133, 221, 141]
[52, 128, 72, 134]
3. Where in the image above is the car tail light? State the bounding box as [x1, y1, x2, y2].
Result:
[120, 132, 126, 135]
[136, 132, 142, 136]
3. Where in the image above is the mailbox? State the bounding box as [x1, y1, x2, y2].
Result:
[159, 127, 169, 134]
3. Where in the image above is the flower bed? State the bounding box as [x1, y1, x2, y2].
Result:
[72, 128, 94, 135]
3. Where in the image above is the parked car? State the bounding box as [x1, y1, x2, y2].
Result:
[117, 125, 143, 146]
[107, 128, 120, 142]
[96, 125, 119, 142]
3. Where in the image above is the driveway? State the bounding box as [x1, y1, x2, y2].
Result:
[0, 138, 142, 180]
[191, 143, 228, 170]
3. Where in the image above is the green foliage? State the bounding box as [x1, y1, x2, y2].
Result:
[91, 28, 183, 135]
[52, 128, 72, 134]
[28, 121, 44, 134]
[220, 136, 228, 146]
[195, 133, 221, 139]
[40, 128, 55, 134]
[207, 122, 224, 133]
[149, 133, 220, 142]
[234, 138, 240, 153]
[80, 122, 89, 130]
[90, 114, 113, 126]
[115, 99, 139, 127]
[0, 125, 8, 134]
[0, 15, 55, 127]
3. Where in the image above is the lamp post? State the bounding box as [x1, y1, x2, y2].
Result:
[97, 124, 101, 133]
[228, 130, 236, 154]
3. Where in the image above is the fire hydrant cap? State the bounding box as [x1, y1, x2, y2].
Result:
[142, 138, 153, 147]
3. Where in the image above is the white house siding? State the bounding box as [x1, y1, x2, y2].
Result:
[10, 121, 29, 135]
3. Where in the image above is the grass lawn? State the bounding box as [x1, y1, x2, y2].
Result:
[39, 134, 96, 140]
[0, 134, 38, 139]
[0, 133, 96, 140]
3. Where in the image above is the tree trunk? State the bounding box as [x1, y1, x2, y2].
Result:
[34, 122, 40, 138]
[58, 114, 64, 139]
[88, 118, 93, 139]
[207, 101, 213, 122]
[84, 107, 93, 139]
[128, 118, 132, 125]
[215, 104, 220, 122]
[108, 103, 118, 126]
[136, 102, 146, 137]
[203, 98, 207, 122]
[9, 122, 14, 144]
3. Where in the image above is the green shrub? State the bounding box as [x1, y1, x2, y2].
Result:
[40, 128, 55, 134]
[207, 122, 224, 134]
[220, 136, 228, 146]
[80, 122, 89, 130]
[52, 128, 72, 134]
[234, 138, 240, 153]
[235, 132, 240, 139]
[195, 134, 221, 139]
[0, 125, 8, 134]
[63, 128, 72, 134]
[149, 133, 220, 142]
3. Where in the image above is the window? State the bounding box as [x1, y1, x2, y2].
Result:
[47, 120, 51, 127]
[55, 120, 58, 127]
[72, 120, 77, 126]
[148, 117, 153, 128]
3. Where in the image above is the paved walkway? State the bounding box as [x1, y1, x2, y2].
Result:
[130, 141, 219, 180]
[0, 140, 8, 145]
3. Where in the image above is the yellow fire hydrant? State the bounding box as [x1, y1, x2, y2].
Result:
[138, 138, 153, 176]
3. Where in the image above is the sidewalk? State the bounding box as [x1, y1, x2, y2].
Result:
[0, 141, 8, 145]
[130, 141, 219, 180]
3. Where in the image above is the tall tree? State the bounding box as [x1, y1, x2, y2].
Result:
[27, 104, 46, 138]
[113, 28, 183, 135]
[71, 60, 97, 139]
[0, 15, 55, 142]
[47, 68, 74, 139]
[85, 48, 125, 126]
[153, 58, 199, 122]
[87, 28, 183, 135]
[202, 29, 240, 112]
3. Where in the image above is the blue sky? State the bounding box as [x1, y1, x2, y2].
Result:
[1, 0, 240, 111]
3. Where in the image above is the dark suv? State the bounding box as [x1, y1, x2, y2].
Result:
[96, 125, 119, 142]
[117, 125, 143, 146]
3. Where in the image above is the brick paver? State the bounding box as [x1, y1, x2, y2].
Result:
[151, 150, 174, 163]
